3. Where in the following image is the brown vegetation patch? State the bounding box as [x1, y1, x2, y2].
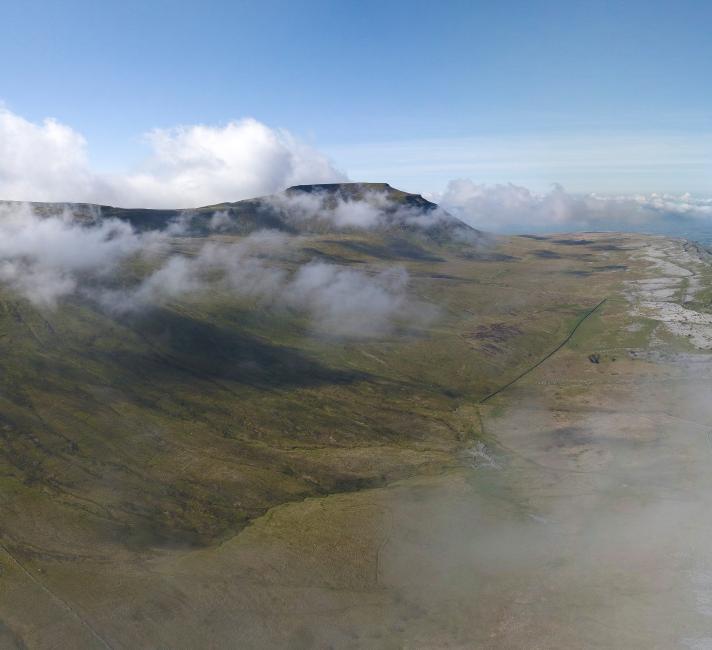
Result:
[464, 322, 523, 355]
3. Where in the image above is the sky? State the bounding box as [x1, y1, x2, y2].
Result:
[0, 0, 711, 219]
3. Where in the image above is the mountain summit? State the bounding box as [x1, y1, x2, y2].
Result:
[285, 181, 436, 209]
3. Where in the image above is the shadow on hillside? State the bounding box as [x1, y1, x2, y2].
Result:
[115, 308, 367, 390]
[551, 238, 596, 245]
[532, 249, 563, 259]
[324, 239, 444, 262]
[324, 238, 444, 262]
[458, 251, 519, 262]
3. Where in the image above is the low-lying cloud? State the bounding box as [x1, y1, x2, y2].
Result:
[102, 229, 427, 337]
[0, 107, 346, 208]
[267, 190, 386, 229]
[285, 263, 414, 337]
[267, 190, 400, 229]
[0, 202, 161, 307]
[0, 203, 424, 337]
[436, 179, 712, 234]
[266, 187, 466, 237]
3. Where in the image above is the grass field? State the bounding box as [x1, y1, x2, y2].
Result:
[0, 218, 690, 647]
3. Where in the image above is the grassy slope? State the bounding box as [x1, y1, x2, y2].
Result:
[0, 231, 639, 557]
[0, 229, 675, 647]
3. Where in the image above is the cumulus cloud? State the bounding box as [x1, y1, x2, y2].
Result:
[0, 107, 346, 207]
[119, 120, 347, 208]
[0, 108, 106, 203]
[436, 179, 712, 234]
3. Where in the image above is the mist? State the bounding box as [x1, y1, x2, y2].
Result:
[266, 185, 465, 234]
[0, 202, 427, 337]
[0, 202, 161, 307]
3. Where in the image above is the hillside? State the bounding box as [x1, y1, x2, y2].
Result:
[0, 190, 711, 647]
[6, 182, 478, 241]
[0, 185, 484, 551]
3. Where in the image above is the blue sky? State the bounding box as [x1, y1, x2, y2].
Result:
[1, 0, 711, 199]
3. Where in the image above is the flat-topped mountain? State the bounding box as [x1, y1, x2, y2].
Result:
[2, 182, 478, 242]
[284, 182, 438, 212]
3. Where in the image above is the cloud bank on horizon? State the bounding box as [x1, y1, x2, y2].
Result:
[435, 180, 712, 234]
[2, 106, 712, 235]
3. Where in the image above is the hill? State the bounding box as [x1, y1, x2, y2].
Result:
[0, 183, 485, 552]
[6, 182, 478, 242]
[0, 189, 707, 647]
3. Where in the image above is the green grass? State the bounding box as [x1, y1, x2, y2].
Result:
[0, 230, 659, 555]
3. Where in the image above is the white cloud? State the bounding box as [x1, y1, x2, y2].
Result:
[106, 232, 426, 338]
[95, 229, 292, 312]
[436, 179, 712, 233]
[0, 107, 346, 208]
[266, 186, 465, 234]
[0, 202, 159, 307]
[0, 108, 104, 203]
[0, 201, 423, 337]
[120, 119, 347, 207]
[266, 189, 387, 228]
[285, 263, 415, 337]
